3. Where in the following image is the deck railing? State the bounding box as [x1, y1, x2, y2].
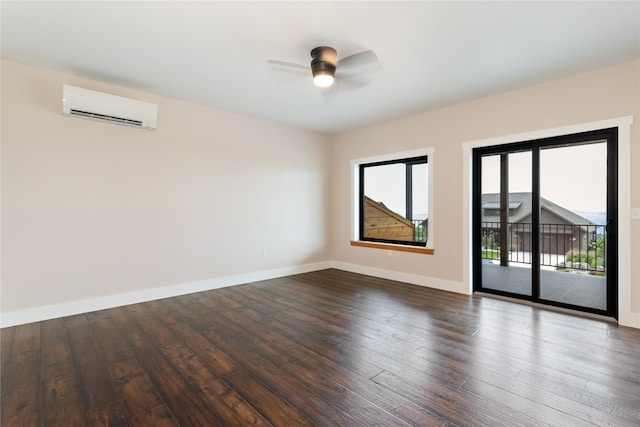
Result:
[481, 222, 605, 273]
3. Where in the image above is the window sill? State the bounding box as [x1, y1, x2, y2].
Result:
[350, 240, 435, 255]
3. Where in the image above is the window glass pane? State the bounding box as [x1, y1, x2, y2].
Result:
[364, 163, 406, 217]
[411, 163, 428, 220]
[411, 163, 428, 243]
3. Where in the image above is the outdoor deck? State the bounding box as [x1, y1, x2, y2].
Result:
[481, 260, 607, 310]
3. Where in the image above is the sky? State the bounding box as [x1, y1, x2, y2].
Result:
[364, 163, 428, 218]
[482, 142, 607, 213]
[363, 142, 607, 220]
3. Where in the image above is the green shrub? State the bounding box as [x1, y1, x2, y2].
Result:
[564, 251, 605, 269]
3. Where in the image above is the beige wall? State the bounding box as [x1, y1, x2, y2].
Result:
[2, 58, 639, 327]
[331, 60, 640, 324]
[1, 60, 332, 320]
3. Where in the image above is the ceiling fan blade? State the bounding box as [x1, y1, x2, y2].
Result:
[267, 59, 310, 73]
[338, 50, 379, 70]
[336, 74, 374, 92]
[319, 74, 373, 101]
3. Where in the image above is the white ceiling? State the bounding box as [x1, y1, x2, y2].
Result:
[2, 1, 639, 135]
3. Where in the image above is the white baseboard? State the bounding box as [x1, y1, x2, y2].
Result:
[331, 261, 467, 295]
[0, 261, 332, 327]
[619, 311, 640, 329]
[4, 260, 637, 330]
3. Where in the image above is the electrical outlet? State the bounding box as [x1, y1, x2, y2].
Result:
[262, 249, 268, 258]
[632, 208, 640, 220]
[387, 250, 392, 257]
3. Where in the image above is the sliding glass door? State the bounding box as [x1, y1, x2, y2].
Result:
[473, 128, 617, 318]
[479, 151, 533, 297]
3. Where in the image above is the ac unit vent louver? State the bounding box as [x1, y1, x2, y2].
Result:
[62, 85, 157, 130]
[69, 109, 144, 127]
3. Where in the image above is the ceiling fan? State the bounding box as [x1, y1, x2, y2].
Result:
[268, 46, 380, 91]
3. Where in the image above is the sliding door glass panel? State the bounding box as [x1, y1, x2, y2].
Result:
[539, 142, 607, 310]
[480, 152, 532, 296]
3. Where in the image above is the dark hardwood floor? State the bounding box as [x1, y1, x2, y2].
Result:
[2, 269, 640, 426]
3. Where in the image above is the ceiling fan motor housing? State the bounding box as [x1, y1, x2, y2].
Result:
[310, 46, 337, 77]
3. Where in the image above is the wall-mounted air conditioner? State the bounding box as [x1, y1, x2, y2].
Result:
[62, 84, 158, 130]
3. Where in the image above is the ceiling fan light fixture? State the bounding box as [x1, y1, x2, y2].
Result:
[310, 46, 337, 88]
[313, 72, 335, 88]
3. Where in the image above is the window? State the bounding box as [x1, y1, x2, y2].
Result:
[351, 148, 434, 254]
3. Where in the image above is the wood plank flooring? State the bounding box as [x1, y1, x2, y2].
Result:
[2, 268, 639, 426]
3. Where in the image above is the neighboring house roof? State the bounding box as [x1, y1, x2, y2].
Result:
[482, 201, 522, 210]
[364, 196, 413, 227]
[481, 192, 596, 227]
[363, 196, 415, 242]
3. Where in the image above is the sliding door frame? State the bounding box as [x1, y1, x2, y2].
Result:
[472, 128, 618, 318]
